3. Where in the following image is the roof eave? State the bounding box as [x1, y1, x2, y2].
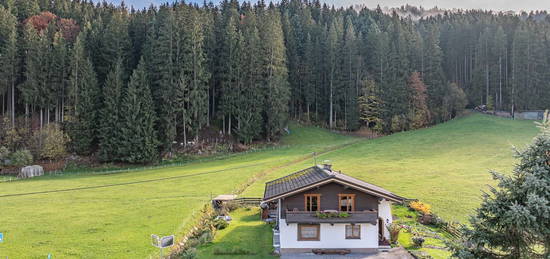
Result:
[263, 177, 405, 203]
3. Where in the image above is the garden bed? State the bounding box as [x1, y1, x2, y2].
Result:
[392, 205, 454, 259]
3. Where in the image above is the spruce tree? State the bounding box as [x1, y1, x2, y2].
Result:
[68, 29, 99, 155]
[69, 58, 99, 155]
[146, 6, 178, 152]
[450, 112, 550, 258]
[118, 58, 158, 163]
[182, 7, 210, 140]
[260, 6, 290, 141]
[0, 6, 17, 125]
[235, 5, 263, 144]
[358, 79, 383, 132]
[98, 59, 123, 161]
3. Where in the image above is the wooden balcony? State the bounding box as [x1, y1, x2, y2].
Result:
[284, 210, 378, 224]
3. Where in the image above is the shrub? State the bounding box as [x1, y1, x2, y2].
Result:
[387, 223, 403, 244]
[180, 248, 197, 259]
[0, 146, 9, 166]
[223, 201, 240, 212]
[409, 201, 431, 215]
[185, 238, 200, 249]
[213, 247, 255, 255]
[197, 231, 213, 245]
[213, 218, 229, 230]
[31, 124, 70, 160]
[9, 149, 33, 167]
[412, 236, 425, 247]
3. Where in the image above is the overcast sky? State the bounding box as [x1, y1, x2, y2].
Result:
[112, 0, 550, 11]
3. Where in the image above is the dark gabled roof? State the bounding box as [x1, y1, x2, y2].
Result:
[263, 165, 405, 202]
[263, 166, 330, 200]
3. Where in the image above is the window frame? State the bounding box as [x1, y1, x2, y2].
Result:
[338, 194, 356, 212]
[304, 194, 321, 212]
[298, 224, 321, 241]
[345, 224, 361, 239]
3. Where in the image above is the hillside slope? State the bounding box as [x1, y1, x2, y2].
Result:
[0, 114, 537, 257]
[0, 124, 354, 258]
[243, 114, 538, 222]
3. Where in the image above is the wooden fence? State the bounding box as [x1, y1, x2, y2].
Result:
[233, 197, 262, 206]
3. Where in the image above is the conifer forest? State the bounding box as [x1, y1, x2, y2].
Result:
[0, 0, 549, 163]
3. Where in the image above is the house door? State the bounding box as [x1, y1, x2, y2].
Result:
[378, 218, 384, 241]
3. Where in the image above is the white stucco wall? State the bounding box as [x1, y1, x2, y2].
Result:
[378, 199, 393, 240]
[279, 219, 378, 249]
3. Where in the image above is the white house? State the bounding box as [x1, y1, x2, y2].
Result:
[261, 164, 405, 255]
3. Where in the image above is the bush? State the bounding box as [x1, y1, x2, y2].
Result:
[8, 149, 33, 167]
[409, 201, 431, 215]
[197, 231, 213, 245]
[31, 124, 70, 160]
[213, 218, 229, 230]
[412, 236, 425, 247]
[0, 146, 9, 166]
[180, 248, 197, 259]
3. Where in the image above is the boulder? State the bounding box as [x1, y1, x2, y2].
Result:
[18, 165, 44, 179]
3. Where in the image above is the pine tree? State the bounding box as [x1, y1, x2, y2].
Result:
[358, 79, 383, 132]
[67, 20, 98, 155]
[95, 10, 131, 84]
[235, 5, 263, 144]
[20, 23, 50, 128]
[146, 6, 178, 152]
[217, 3, 241, 135]
[118, 58, 158, 163]
[260, 6, 290, 140]
[422, 24, 446, 123]
[0, 6, 17, 125]
[450, 112, 550, 258]
[326, 18, 340, 128]
[69, 58, 99, 155]
[15, 0, 39, 20]
[182, 7, 210, 141]
[98, 59, 123, 161]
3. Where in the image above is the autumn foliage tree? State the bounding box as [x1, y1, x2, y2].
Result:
[407, 72, 430, 129]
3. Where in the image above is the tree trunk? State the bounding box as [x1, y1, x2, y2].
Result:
[183, 114, 187, 147]
[40, 108, 43, 129]
[11, 82, 15, 126]
[499, 56, 502, 110]
[228, 114, 232, 135]
[329, 80, 333, 129]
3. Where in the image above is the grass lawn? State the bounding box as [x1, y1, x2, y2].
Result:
[0, 114, 537, 258]
[242, 114, 538, 222]
[196, 208, 276, 259]
[0, 124, 355, 258]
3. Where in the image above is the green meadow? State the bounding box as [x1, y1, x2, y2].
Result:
[0, 114, 537, 258]
[243, 114, 538, 222]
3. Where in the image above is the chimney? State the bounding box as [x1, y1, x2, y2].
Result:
[322, 160, 332, 171]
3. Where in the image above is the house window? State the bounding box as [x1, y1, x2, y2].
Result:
[345, 225, 361, 239]
[304, 194, 321, 211]
[298, 224, 320, 241]
[338, 194, 355, 211]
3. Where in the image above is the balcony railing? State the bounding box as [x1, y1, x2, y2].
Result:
[284, 210, 378, 224]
